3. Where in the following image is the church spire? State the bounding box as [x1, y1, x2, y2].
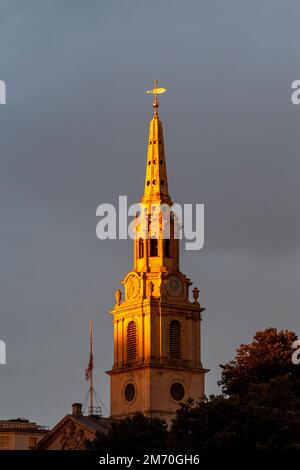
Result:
[142, 81, 171, 205]
[107, 84, 206, 422]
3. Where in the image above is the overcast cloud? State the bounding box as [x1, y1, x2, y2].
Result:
[0, 0, 300, 427]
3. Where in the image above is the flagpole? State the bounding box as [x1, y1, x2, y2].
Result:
[90, 319, 93, 415]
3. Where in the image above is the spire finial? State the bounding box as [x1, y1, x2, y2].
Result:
[146, 80, 167, 115]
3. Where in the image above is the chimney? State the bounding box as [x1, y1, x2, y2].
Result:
[72, 403, 82, 416]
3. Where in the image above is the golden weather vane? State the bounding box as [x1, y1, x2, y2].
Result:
[146, 79, 167, 114]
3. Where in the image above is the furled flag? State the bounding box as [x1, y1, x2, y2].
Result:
[85, 351, 93, 381]
[85, 319, 93, 381]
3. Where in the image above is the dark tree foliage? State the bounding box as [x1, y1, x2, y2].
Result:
[219, 327, 299, 396]
[89, 328, 300, 451]
[86, 412, 168, 455]
[170, 328, 300, 450]
[170, 380, 300, 450]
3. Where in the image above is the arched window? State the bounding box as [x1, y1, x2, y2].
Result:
[150, 238, 158, 257]
[164, 239, 170, 258]
[169, 320, 181, 359]
[138, 239, 144, 258]
[127, 321, 137, 361]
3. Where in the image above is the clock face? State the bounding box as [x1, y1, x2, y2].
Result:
[126, 274, 140, 299]
[166, 275, 182, 297]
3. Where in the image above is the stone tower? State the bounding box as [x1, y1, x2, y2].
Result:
[106, 83, 206, 421]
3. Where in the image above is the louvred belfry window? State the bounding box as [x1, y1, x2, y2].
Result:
[164, 239, 170, 258]
[169, 320, 181, 359]
[138, 238, 144, 258]
[150, 238, 158, 256]
[127, 321, 137, 361]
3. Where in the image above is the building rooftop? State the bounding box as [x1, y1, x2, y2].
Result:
[0, 418, 49, 433]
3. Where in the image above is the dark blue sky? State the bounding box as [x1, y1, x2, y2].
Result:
[0, 0, 300, 427]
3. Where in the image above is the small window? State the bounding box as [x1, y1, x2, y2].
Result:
[170, 382, 185, 401]
[160, 160, 163, 165]
[161, 179, 164, 186]
[147, 180, 150, 186]
[153, 159, 156, 164]
[29, 437, 37, 448]
[152, 179, 156, 185]
[150, 238, 158, 256]
[124, 383, 136, 403]
[138, 239, 144, 258]
[148, 161, 151, 165]
[149, 141, 152, 145]
[153, 140, 156, 144]
[0, 436, 10, 449]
